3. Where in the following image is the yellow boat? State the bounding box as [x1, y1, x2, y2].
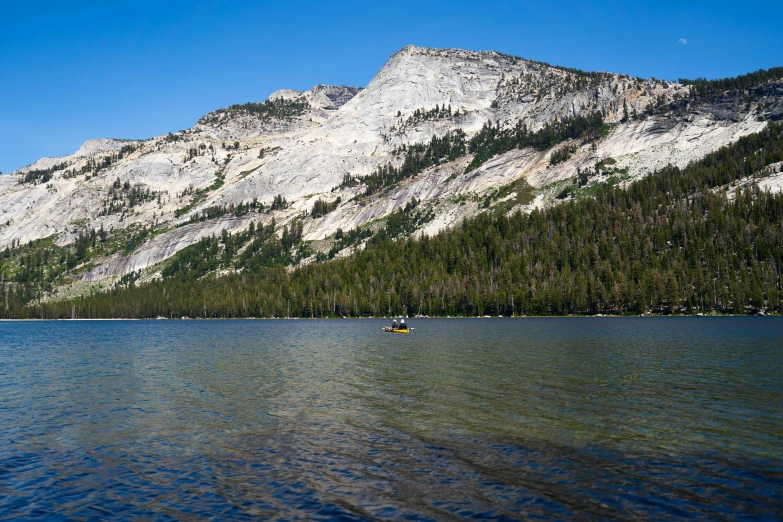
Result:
[381, 327, 412, 333]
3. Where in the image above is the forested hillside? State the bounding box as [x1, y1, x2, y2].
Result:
[9, 44, 779, 283]
[4, 122, 783, 319]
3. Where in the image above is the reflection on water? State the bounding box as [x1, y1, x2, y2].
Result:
[1, 318, 781, 519]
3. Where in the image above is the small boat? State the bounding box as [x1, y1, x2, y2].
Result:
[381, 327, 413, 333]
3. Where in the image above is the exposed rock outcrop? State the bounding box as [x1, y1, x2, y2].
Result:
[1, 45, 779, 285]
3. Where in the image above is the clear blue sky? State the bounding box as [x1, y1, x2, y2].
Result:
[1, 0, 781, 174]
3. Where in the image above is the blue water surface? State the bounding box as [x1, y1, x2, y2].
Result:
[0, 318, 781, 520]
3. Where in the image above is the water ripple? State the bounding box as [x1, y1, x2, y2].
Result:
[0, 318, 781, 519]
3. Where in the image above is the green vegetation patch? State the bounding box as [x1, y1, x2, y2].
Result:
[257, 146, 281, 159]
[466, 112, 607, 173]
[311, 197, 341, 219]
[316, 226, 375, 262]
[680, 67, 783, 101]
[21, 143, 139, 184]
[239, 165, 262, 178]
[1, 236, 71, 290]
[174, 176, 226, 219]
[357, 130, 467, 197]
[556, 158, 629, 200]
[381, 198, 435, 239]
[8, 122, 783, 319]
[101, 178, 159, 216]
[187, 200, 265, 225]
[483, 178, 536, 211]
[549, 144, 577, 166]
[198, 97, 310, 125]
[394, 104, 459, 129]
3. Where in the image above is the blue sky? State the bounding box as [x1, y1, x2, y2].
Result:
[1, 0, 781, 174]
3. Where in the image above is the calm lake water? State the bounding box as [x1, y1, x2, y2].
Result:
[0, 318, 781, 520]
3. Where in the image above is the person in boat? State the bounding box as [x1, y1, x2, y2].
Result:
[398, 319, 408, 330]
[391, 319, 398, 330]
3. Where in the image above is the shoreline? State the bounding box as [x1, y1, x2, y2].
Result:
[1, 314, 779, 321]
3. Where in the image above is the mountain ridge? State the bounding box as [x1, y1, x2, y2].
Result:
[1, 45, 782, 304]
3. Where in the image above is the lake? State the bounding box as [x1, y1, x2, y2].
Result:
[0, 318, 781, 520]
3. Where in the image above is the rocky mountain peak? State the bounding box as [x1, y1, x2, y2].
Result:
[1, 44, 778, 293]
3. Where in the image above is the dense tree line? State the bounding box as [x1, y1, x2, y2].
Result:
[381, 198, 434, 238]
[236, 219, 310, 272]
[397, 104, 457, 127]
[159, 218, 310, 281]
[198, 97, 310, 125]
[270, 194, 289, 210]
[21, 162, 68, 184]
[360, 130, 467, 195]
[162, 228, 245, 281]
[316, 226, 374, 262]
[351, 113, 605, 198]
[679, 67, 783, 101]
[465, 112, 606, 172]
[4, 122, 783, 319]
[187, 199, 265, 224]
[0, 226, 110, 290]
[311, 197, 341, 218]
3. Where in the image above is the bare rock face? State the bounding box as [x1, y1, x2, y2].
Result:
[268, 85, 362, 110]
[755, 79, 783, 121]
[1, 45, 779, 284]
[79, 215, 258, 281]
